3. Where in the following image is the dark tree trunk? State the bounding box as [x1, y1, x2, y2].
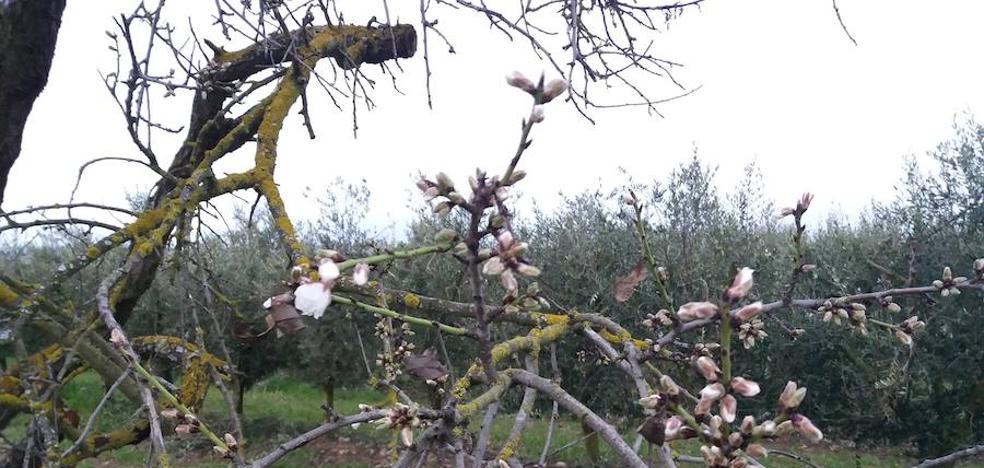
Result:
[0, 0, 67, 209]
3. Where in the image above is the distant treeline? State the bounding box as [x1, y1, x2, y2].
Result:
[3, 119, 983, 457]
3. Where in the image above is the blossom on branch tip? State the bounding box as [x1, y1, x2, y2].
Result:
[724, 268, 754, 301]
[318, 259, 340, 281]
[677, 301, 719, 321]
[530, 105, 545, 123]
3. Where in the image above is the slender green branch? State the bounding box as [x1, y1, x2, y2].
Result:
[331, 295, 471, 336]
[335, 242, 454, 271]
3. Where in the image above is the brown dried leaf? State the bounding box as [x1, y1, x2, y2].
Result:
[405, 348, 448, 381]
[614, 259, 648, 303]
[270, 304, 306, 337]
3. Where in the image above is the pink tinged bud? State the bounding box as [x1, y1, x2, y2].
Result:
[516, 263, 541, 277]
[497, 231, 515, 249]
[530, 105, 545, 123]
[700, 382, 726, 402]
[778, 381, 807, 409]
[694, 396, 713, 416]
[730, 377, 761, 397]
[677, 302, 719, 322]
[725, 268, 755, 301]
[423, 186, 440, 201]
[638, 394, 662, 409]
[400, 426, 414, 447]
[664, 416, 683, 439]
[791, 414, 823, 443]
[161, 409, 179, 419]
[696, 356, 721, 381]
[797, 192, 814, 212]
[506, 71, 536, 94]
[352, 262, 370, 286]
[732, 301, 763, 321]
[741, 415, 755, 435]
[720, 394, 737, 423]
[895, 329, 913, 347]
[779, 207, 796, 217]
[542, 78, 569, 102]
[660, 375, 680, 396]
[775, 420, 793, 436]
[174, 424, 193, 435]
[500, 270, 518, 292]
[294, 282, 331, 319]
[495, 186, 510, 201]
[728, 432, 743, 448]
[318, 259, 340, 282]
[223, 433, 238, 448]
[482, 257, 506, 276]
[416, 179, 430, 192]
[746, 443, 768, 458]
[728, 457, 748, 468]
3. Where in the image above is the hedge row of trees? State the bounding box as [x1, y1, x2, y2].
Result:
[3, 118, 982, 458]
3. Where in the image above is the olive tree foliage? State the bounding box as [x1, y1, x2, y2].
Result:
[1, 1, 983, 468]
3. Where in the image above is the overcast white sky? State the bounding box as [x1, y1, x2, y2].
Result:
[6, 1, 984, 237]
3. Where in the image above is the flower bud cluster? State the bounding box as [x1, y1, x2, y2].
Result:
[817, 300, 868, 334]
[932, 266, 966, 297]
[482, 231, 540, 295]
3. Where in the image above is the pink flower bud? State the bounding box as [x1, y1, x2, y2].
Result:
[516, 263, 541, 277]
[730, 376, 761, 397]
[778, 381, 807, 409]
[694, 396, 713, 416]
[506, 71, 536, 94]
[638, 394, 662, 409]
[797, 192, 814, 212]
[720, 394, 737, 423]
[482, 257, 505, 276]
[660, 375, 680, 396]
[542, 78, 569, 102]
[746, 443, 768, 458]
[700, 382, 725, 401]
[530, 105, 545, 123]
[664, 416, 683, 440]
[895, 329, 913, 347]
[791, 414, 823, 442]
[400, 426, 414, 447]
[731, 301, 763, 321]
[725, 268, 754, 301]
[696, 356, 721, 381]
[352, 262, 370, 286]
[423, 186, 440, 201]
[500, 270, 518, 292]
[677, 302, 719, 321]
[741, 415, 755, 435]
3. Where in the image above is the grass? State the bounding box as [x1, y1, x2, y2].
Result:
[3, 371, 982, 467]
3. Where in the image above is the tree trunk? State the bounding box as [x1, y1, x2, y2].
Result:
[0, 0, 67, 208]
